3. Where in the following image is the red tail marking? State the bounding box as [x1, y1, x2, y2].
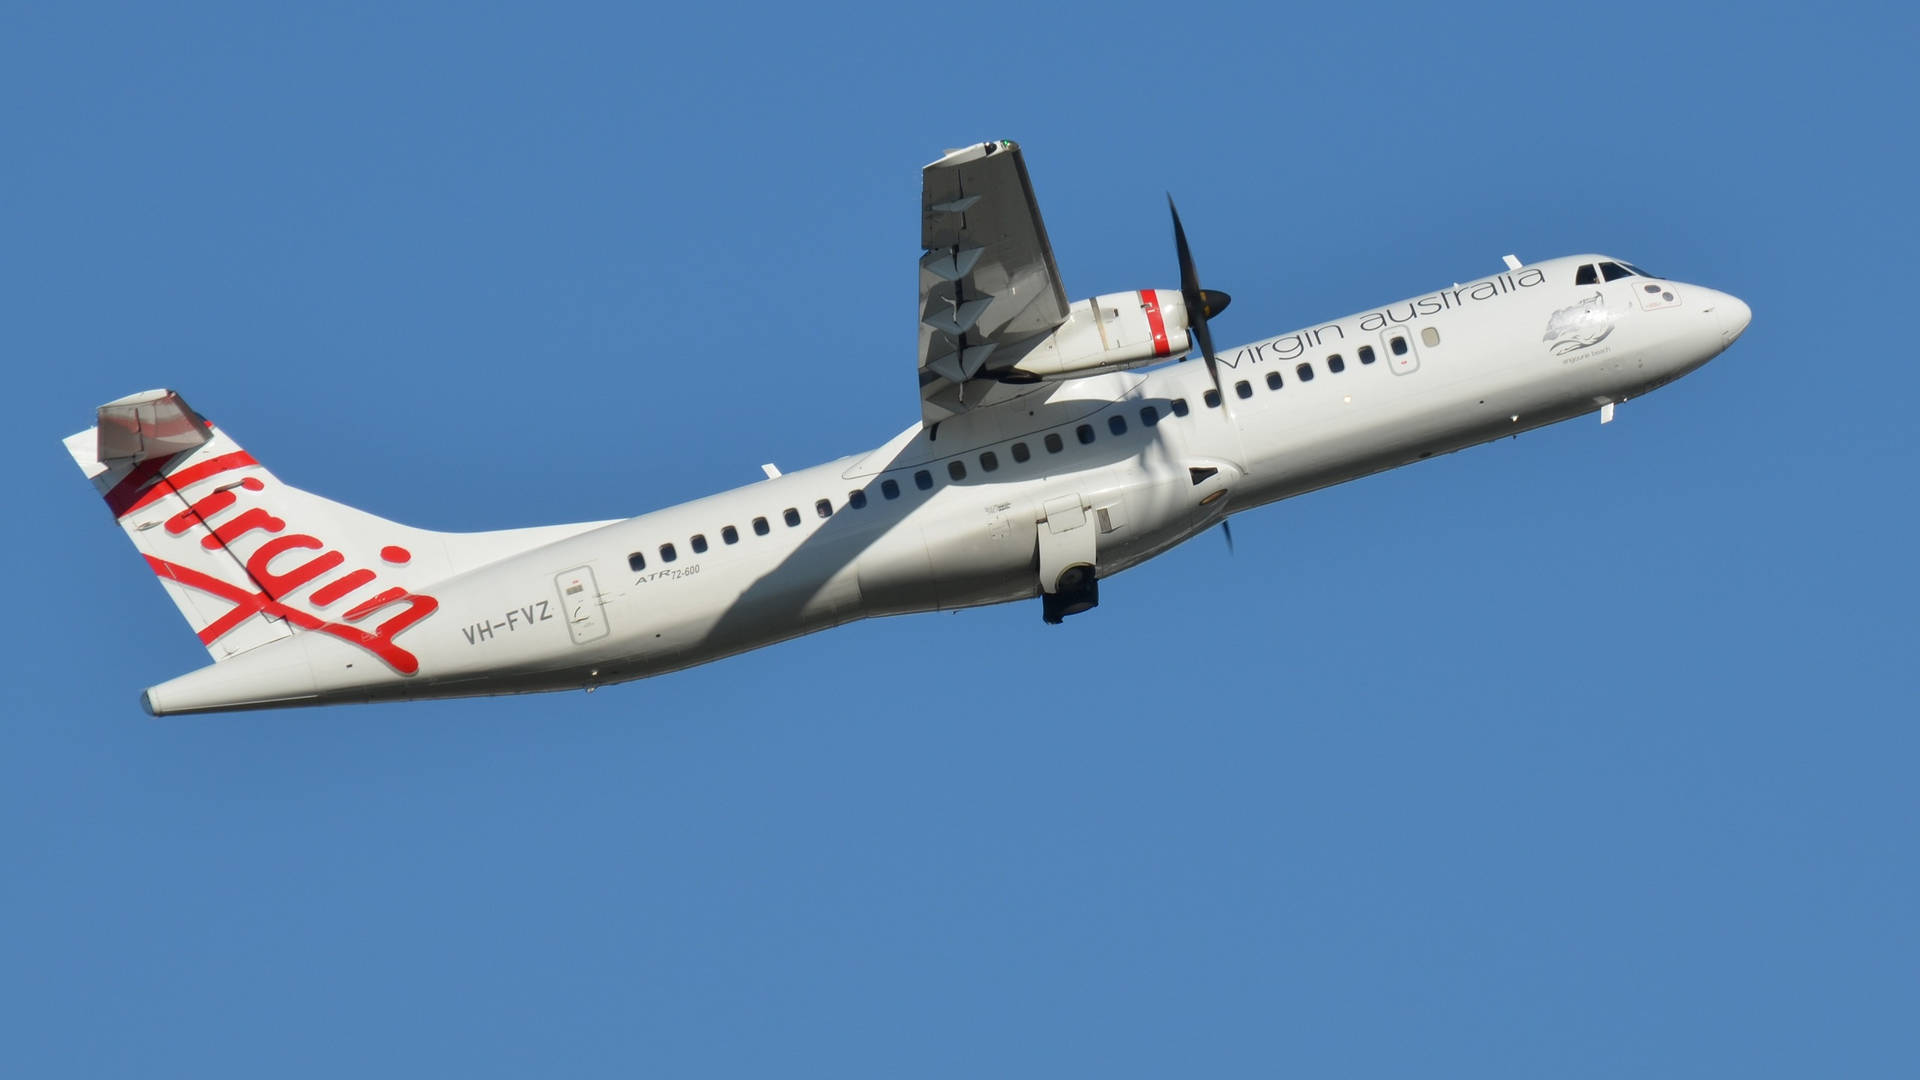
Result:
[245, 535, 347, 599]
[164, 478, 265, 536]
[341, 587, 439, 649]
[145, 555, 435, 675]
[102, 454, 183, 517]
[310, 569, 377, 608]
[199, 507, 284, 551]
[107, 450, 261, 519]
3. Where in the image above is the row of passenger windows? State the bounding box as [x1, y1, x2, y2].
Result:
[1203, 335, 1436, 405]
[629, 485, 898, 569]
[625, 339, 1431, 572]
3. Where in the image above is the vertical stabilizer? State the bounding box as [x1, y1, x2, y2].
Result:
[67, 389, 616, 677]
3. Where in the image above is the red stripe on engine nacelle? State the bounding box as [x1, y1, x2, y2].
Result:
[1139, 289, 1170, 357]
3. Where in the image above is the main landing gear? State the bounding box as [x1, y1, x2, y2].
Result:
[1042, 563, 1099, 625]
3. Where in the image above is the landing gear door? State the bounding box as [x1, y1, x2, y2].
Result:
[1037, 493, 1095, 593]
[555, 566, 610, 645]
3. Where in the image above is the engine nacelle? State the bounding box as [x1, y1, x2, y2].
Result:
[1001, 289, 1191, 381]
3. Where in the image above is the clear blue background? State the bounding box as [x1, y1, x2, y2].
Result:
[7, 2, 1915, 1075]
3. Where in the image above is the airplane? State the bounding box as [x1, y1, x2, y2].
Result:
[65, 139, 1751, 716]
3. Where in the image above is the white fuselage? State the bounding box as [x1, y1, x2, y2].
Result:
[142, 254, 1749, 713]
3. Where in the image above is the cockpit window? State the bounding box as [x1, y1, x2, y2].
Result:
[1575, 264, 1599, 286]
[1600, 261, 1635, 282]
[1622, 262, 1657, 278]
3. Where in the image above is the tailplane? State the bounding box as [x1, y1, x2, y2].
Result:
[67, 390, 608, 674]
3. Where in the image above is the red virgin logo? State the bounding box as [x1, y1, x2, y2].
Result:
[106, 451, 439, 675]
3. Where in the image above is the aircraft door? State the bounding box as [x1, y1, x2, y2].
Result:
[555, 566, 610, 645]
[1383, 327, 1419, 374]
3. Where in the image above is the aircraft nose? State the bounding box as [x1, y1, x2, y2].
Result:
[1717, 292, 1752, 343]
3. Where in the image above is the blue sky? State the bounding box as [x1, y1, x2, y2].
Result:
[7, 2, 1916, 1075]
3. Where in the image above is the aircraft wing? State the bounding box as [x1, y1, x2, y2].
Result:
[918, 140, 1072, 423]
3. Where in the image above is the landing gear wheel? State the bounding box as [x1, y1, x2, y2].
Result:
[1042, 564, 1099, 625]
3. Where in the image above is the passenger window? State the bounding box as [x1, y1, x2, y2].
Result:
[784, 507, 801, 526]
[1076, 423, 1096, 445]
[979, 450, 998, 472]
[1390, 335, 1408, 356]
[1575, 264, 1599, 286]
[948, 460, 966, 481]
[1171, 397, 1190, 416]
[691, 533, 708, 554]
[722, 525, 739, 545]
[628, 552, 646, 572]
[1327, 354, 1345, 373]
[1139, 406, 1158, 427]
[915, 469, 934, 490]
[848, 489, 867, 509]
[1044, 433, 1064, 453]
[1108, 415, 1127, 435]
[881, 478, 900, 499]
[660, 542, 677, 563]
[1358, 345, 1376, 365]
[1421, 327, 1440, 347]
[752, 516, 770, 536]
[1601, 261, 1633, 282]
[1296, 362, 1315, 382]
[1011, 441, 1031, 463]
[815, 498, 832, 518]
[1204, 388, 1222, 408]
[1266, 371, 1283, 390]
[1235, 379, 1252, 399]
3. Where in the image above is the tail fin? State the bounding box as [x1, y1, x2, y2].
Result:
[67, 389, 609, 673]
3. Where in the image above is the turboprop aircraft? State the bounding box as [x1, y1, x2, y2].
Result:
[66, 140, 1750, 715]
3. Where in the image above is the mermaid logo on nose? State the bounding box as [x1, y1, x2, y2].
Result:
[1543, 292, 1615, 355]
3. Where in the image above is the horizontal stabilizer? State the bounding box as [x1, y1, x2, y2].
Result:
[95, 389, 212, 464]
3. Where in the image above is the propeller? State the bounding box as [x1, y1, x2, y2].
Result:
[1220, 518, 1235, 556]
[1169, 195, 1232, 404]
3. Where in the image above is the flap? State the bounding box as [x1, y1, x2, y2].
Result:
[917, 141, 1072, 422]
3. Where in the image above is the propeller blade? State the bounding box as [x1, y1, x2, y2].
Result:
[1169, 196, 1214, 360]
[1221, 518, 1235, 555]
[1170, 195, 1229, 404]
